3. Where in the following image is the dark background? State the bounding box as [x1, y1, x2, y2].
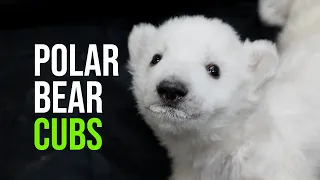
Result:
[0, 1, 279, 180]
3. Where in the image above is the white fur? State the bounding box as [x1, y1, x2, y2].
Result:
[128, 15, 320, 180]
[258, 0, 320, 179]
[258, 0, 293, 27]
[258, 0, 320, 50]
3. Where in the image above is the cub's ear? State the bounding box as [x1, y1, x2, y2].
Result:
[244, 39, 279, 90]
[128, 23, 157, 62]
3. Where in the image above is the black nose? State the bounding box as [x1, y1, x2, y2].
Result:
[157, 80, 188, 102]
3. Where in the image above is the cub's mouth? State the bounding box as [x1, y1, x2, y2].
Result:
[148, 104, 193, 119]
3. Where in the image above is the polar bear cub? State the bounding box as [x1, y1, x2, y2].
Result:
[127, 15, 320, 180]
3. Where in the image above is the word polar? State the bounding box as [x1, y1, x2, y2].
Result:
[34, 44, 119, 114]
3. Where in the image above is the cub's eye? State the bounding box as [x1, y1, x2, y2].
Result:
[150, 54, 162, 66]
[206, 64, 220, 79]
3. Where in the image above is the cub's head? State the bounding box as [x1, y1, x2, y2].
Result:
[128, 16, 278, 134]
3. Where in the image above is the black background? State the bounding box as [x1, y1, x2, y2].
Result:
[0, 1, 279, 180]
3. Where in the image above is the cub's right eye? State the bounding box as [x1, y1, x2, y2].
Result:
[150, 54, 162, 66]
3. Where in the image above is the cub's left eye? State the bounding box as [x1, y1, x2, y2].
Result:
[206, 64, 220, 79]
[150, 54, 162, 66]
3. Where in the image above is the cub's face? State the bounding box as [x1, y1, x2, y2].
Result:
[128, 16, 278, 133]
